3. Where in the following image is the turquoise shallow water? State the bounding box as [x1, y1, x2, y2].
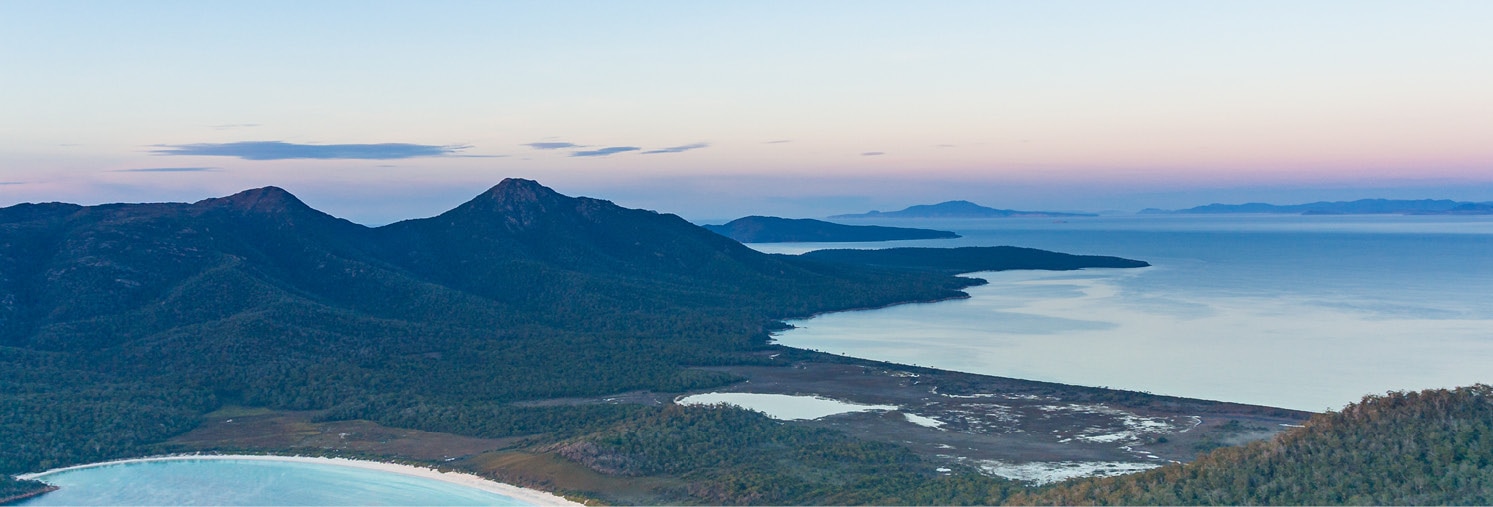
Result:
[18, 459, 531, 506]
[764, 215, 1493, 411]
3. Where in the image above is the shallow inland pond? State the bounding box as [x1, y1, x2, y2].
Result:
[16, 457, 575, 506]
[675, 392, 898, 420]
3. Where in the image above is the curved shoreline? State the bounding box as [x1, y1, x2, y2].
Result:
[776, 268, 1125, 326]
[778, 290, 977, 324]
[15, 454, 582, 506]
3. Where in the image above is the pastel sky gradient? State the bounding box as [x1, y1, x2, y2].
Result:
[3, 1, 1491, 223]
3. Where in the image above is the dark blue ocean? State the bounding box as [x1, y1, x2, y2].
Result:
[760, 215, 1493, 411]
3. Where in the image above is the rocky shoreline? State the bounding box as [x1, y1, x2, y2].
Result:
[0, 485, 59, 506]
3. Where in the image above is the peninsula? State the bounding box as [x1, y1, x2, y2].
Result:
[704, 216, 959, 243]
[801, 246, 1150, 274]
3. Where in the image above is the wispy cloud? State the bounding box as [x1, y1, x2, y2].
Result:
[861, 151, 886, 156]
[524, 142, 583, 150]
[641, 142, 709, 155]
[764, 139, 792, 144]
[935, 144, 957, 148]
[571, 146, 640, 157]
[209, 123, 261, 130]
[152, 141, 468, 160]
[0, 181, 23, 186]
[111, 167, 219, 173]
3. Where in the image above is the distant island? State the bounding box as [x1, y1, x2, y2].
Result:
[703, 216, 959, 243]
[1143, 198, 1493, 215]
[831, 200, 1097, 219]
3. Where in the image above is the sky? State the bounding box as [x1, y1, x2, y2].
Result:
[3, 1, 1491, 224]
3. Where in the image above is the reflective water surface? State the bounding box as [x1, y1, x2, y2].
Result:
[765, 215, 1493, 411]
[19, 458, 533, 506]
[676, 392, 897, 420]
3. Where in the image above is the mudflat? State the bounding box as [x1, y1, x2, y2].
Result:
[696, 352, 1309, 478]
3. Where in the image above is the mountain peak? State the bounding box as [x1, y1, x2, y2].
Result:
[450, 179, 571, 214]
[480, 178, 562, 204]
[194, 186, 311, 214]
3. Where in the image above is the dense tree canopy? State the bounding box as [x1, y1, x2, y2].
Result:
[0, 180, 1000, 484]
[1011, 385, 1493, 505]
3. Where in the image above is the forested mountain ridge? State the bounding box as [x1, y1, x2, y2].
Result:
[1, 185, 358, 349]
[0, 179, 963, 350]
[0, 179, 989, 478]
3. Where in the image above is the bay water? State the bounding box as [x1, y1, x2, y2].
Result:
[17, 458, 532, 506]
[762, 215, 1493, 411]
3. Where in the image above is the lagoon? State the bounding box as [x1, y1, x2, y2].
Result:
[676, 392, 898, 420]
[764, 215, 1493, 411]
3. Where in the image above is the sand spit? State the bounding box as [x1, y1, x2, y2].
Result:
[17, 454, 582, 506]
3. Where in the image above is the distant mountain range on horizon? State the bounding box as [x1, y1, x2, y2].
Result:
[703, 216, 958, 243]
[1143, 198, 1493, 215]
[830, 200, 1097, 219]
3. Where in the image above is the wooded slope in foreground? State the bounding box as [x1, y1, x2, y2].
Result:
[1012, 385, 1493, 505]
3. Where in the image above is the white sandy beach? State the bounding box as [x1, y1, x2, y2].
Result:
[17, 454, 583, 506]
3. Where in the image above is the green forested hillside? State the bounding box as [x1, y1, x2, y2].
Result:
[1010, 385, 1493, 505]
[0, 180, 989, 479]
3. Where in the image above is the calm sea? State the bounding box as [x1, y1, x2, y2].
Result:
[18, 459, 530, 506]
[761, 215, 1493, 411]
